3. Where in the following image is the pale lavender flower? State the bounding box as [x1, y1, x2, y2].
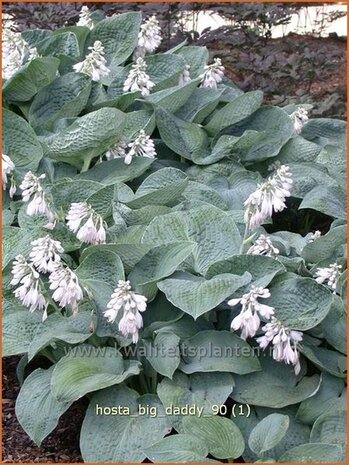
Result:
[76, 5, 94, 29]
[290, 107, 308, 134]
[49, 263, 83, 314]
[178, 65, 191, 85]
[2, 154, 16, 197]
[137, 15, 162, 54]
[315, 263, 342, 293]
[73, 41, 110, 82]
[200, 58, 224, 89]
[247, 234, 279, 257]
[20, 171, 55, 224]
[29, 235, 64, 273]
[123, 57, 154, 96]
[125, 130, 156, 165]
[228, 286, 274, 340]
[105, 140, 128, 161]
[66, 202, 106, 245]
[104, 280, 147, 343]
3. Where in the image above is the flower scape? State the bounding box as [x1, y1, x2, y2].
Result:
[2, 6, 347, 464]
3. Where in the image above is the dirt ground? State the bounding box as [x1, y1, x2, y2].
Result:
[2, 357, 84, 463]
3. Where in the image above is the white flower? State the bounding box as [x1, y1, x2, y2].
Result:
[2, 22, 29, 79]
[123, 57, 154, 96]
[125, 130, 156, 165]
[200, 58, 225, 89]
[315, 263, 342, 293]
[257, 317, 303, 375]
[2, 154, 16, 197]
[247, 234, 279, 257]
[76, 5, 94, 29]
[11, 255, 47, 318]
[138, 15, 162, 54]
[73, 40, 110, 82]
[66, 202, 106, 244]
[49, 263, 83, 314]
[104, 280, 147, 343]
[179, 65, 191, 85]
[307, 230, 321, 243]
[29, 235, 64, 273]
[105, 140, 128, 160]
[244, 165, 293, 230]
[228, 286, 274, 340]
[19, 171, 55, 223]
[290, 107, 308, 134]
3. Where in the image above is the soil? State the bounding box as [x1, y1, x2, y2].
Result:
[2, 357, 84, 463]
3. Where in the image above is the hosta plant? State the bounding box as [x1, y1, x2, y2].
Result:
[2, 7, 347, 464]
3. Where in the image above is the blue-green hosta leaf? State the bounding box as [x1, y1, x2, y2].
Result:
[27, 311, 94, 361]
[316, 144, 346, 189]
[157, 371, 234, 433]
[206, 254, 285, 289]
[21, 29, 53, 47]
[145, 78, 200, 113]
[300, 346, 347, 378]
[158, 271, 251, 319]
[123, 109, 156, 139]
[175, 46, 209, 78]
[43, 107, 126, 168]
[126, 167, 189, 208]
[232, 354, 321, 408]
[302, 118, 346, 147]
[3, 311, 42, 357]
[144, 332, 181, 379]
[234, 405, 311, 463]
[142, 206, 242, 275]
[310, 409, 346, 452]
[276, 136, 322, 164]
[36, 31, 80, 57]
[248, 414, 290, 454]
[3, 57, 60, 102]
[29, 73, 91, 130]
[287, 162, 338, 199]
[267, 273, 334, 331]
[321, 297, 347, 354]
[182, 181, 229, 210]
[155, 106, 210, 162]
[85, 12, 141, 64]
[78, 157, 154, 185]
[2, 109, 43, 175]
[51, 345, 140, 402]
[3, 226, 42, 270]
[144, 434, 209, 463]
[49, 178, 103, 213]
[15, 367, 72, 445]
[205, 91, 263, 136]
[176, 87, 224, 124]
[183, 415, 245, 459]
[129, 242, 195, 287]
[179, 330, 260, 375]
[299, 185, 347, 220]
[296, 373, 346, 425]
[279, 443, 343, 463]
[222, 106, 294, 163]
[80, 385, 171, 462]
[302, 225, 346, 264]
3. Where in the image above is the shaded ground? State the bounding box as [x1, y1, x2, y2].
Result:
[2, 357, 84, 463]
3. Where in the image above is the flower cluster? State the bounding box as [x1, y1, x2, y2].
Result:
[247, 234, 279, 257]
[290, 107, 309, 134]
[105, 140, 128, 161]
[200, 58, 225, 89]
[104, 280, 147, 343]
[228, 286, 274, 340]
[244, 165, 293, 230]
[76, 5, 94, 29]
[2, 154, 16, 197]
[123, 57, 154, 96]
[66, 202, 106, 244]
[315, 262, 342, 293]
[29, 235, 64, 273]
[137, 15, 162, 55]
[307, 230, 321, 243]
[2, 22, 37, 80]
[20, 172, 55, 228]
[11, 255, 47, 317]
[73, 41, 110, 82]
[105, 131, 156, 165]
[257, 317, 303, 374]
[49, 264, 83, 315]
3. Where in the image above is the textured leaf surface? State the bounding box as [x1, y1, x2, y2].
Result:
[144, 332, 181, 379]
[310, 409, 346, 451]
[3, 311, 42, 356]
[80, 386, 171, 462]
[157, 371, 234, 433]
[144, 434, 209, 462]
[183, 415, 245, 459]
[179, 330, 260, 374]
[158, 271, 251, 319]
[279, 443, 343, 463]
[15, 367, 72, 445]
[143, 206, 242, 275]
[248, 414, 290, 454]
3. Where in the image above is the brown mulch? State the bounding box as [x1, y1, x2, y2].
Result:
[2, 357, 84, 463]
